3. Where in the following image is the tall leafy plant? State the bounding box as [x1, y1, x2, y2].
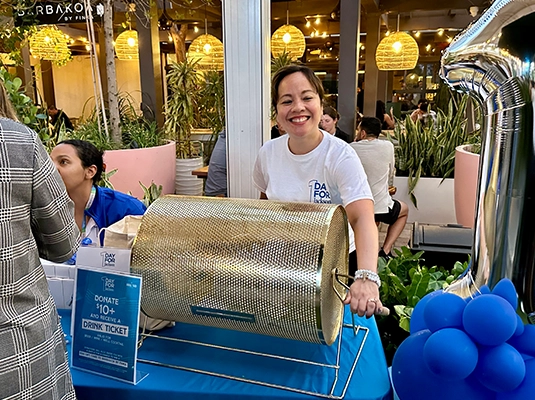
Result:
[194, 70, 225, 136]
[388, 94, 478, 207]
[164, 59, 200, 159]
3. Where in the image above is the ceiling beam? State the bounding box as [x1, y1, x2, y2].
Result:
[397, 14, 476, 31]
[379, 0, 489, 13]
[361, 0, 380, 13]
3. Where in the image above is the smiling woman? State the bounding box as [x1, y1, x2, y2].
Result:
[253, 64, 383, 319]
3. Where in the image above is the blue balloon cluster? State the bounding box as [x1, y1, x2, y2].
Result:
[391, 279, 535, 400]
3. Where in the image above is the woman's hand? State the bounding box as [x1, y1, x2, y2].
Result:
[343, 278, 383, 318]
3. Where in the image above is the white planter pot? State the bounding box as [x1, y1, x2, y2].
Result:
[175, 157, 203, 196]
[393, 176, 456, 225]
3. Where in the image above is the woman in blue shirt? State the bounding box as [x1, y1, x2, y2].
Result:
[50, 139, 146, 245]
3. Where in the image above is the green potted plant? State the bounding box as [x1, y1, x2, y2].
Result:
[192, 69, 225, 165]
[0, 68, 48, 137]
[387, 94, 478, 225]
[164, 59, 204, 195]
[377, 246, 466, 364]
[43, 92, 176, 199]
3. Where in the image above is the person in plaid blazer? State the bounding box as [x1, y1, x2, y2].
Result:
[0, 82, 80, 399]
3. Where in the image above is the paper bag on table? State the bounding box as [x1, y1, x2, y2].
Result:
[103, 215, 175, 332]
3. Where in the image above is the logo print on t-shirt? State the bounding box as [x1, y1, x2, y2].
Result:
[309, 180, 332, 203]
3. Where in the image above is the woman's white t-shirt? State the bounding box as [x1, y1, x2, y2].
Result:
[253, 130, 373, 252]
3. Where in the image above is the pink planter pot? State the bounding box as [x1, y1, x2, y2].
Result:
[103, 141, 176, 199]
[454, 145, 480, 228]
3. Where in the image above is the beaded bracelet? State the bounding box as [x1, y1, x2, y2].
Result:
[354, 269, 381, 288]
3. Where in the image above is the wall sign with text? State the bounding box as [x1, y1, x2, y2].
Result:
[15, 1, 103, 26]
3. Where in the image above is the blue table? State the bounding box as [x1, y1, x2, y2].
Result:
[60, 307, 392, 400]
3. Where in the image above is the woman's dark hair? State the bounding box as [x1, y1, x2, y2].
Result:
[322, 105, 340, 121]
[58, 139, 104, 184]
[271, 65, 325, 111]
[375, 100, 386, 122]
[359, 117, 382, 138]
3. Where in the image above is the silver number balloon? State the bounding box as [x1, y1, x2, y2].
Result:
[440, 0, 535, 322]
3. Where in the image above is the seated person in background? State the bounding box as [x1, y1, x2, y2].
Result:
[375, 100, 395, 130]
[410, 100, 437, 125]
[351, 117, 409, 259]
[48, 104, 74, 131]
[50, 139, 146, 246]
[320, 106, 352, 143]
[270, 123, 286, 139]
[205, 130, 227, 197]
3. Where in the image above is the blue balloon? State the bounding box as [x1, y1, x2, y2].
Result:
[392, 330, 491, 400]
[513, 315, 525, 337]
[492, 279, 518, 310]
[410, 290, 443, 334]
[508, 324, 535, 357]
[496, 358, 535, 400]
[463, 294, 517, 346]
[465, 285, 491, 304]
[423, 328, 478, 380]
[474, 343, 525, 393]
[424, 292, 466, 332]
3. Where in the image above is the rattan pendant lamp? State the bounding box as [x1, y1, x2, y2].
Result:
[271, 5, 306, 61]
[186, 18, 224, 71]
[375, 14, 419, 70]
[29, 25, 71, 66]
[115, 29, 138, 60]
[115, 10, 139, 62]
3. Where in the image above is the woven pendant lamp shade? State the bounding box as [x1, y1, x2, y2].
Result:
[375, 31, 419, 70]
[115, 30, 139, 60]
[271, 24, 306, 60]
[186, 34, 224, 71]
[29, 25, 71, 66]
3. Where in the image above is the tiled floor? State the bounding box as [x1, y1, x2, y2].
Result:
[377, 222, 413, 252]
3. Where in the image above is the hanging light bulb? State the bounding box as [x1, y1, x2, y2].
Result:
[283, 32, 292, 44]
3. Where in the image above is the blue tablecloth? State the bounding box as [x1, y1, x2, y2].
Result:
[60, 307, 392, 400]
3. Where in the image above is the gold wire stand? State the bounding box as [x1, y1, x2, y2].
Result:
[137, 321, 368, 399]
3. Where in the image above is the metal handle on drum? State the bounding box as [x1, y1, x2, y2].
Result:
[331, 268, 390, 317]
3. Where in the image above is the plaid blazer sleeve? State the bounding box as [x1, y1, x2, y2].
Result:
[30, 135, 80, 262]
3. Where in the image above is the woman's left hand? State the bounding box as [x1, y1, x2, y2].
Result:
[343, 278, 383, 318]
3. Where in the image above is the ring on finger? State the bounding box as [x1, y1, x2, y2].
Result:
[367, 298, 377, 303]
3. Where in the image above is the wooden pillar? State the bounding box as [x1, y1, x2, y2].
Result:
[337, 0, 361, 137]
[97, 29, 108, 104]
[136, 1, 164, 127]
[40, 60, 55, 107]
[363, 13, 381, 117]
